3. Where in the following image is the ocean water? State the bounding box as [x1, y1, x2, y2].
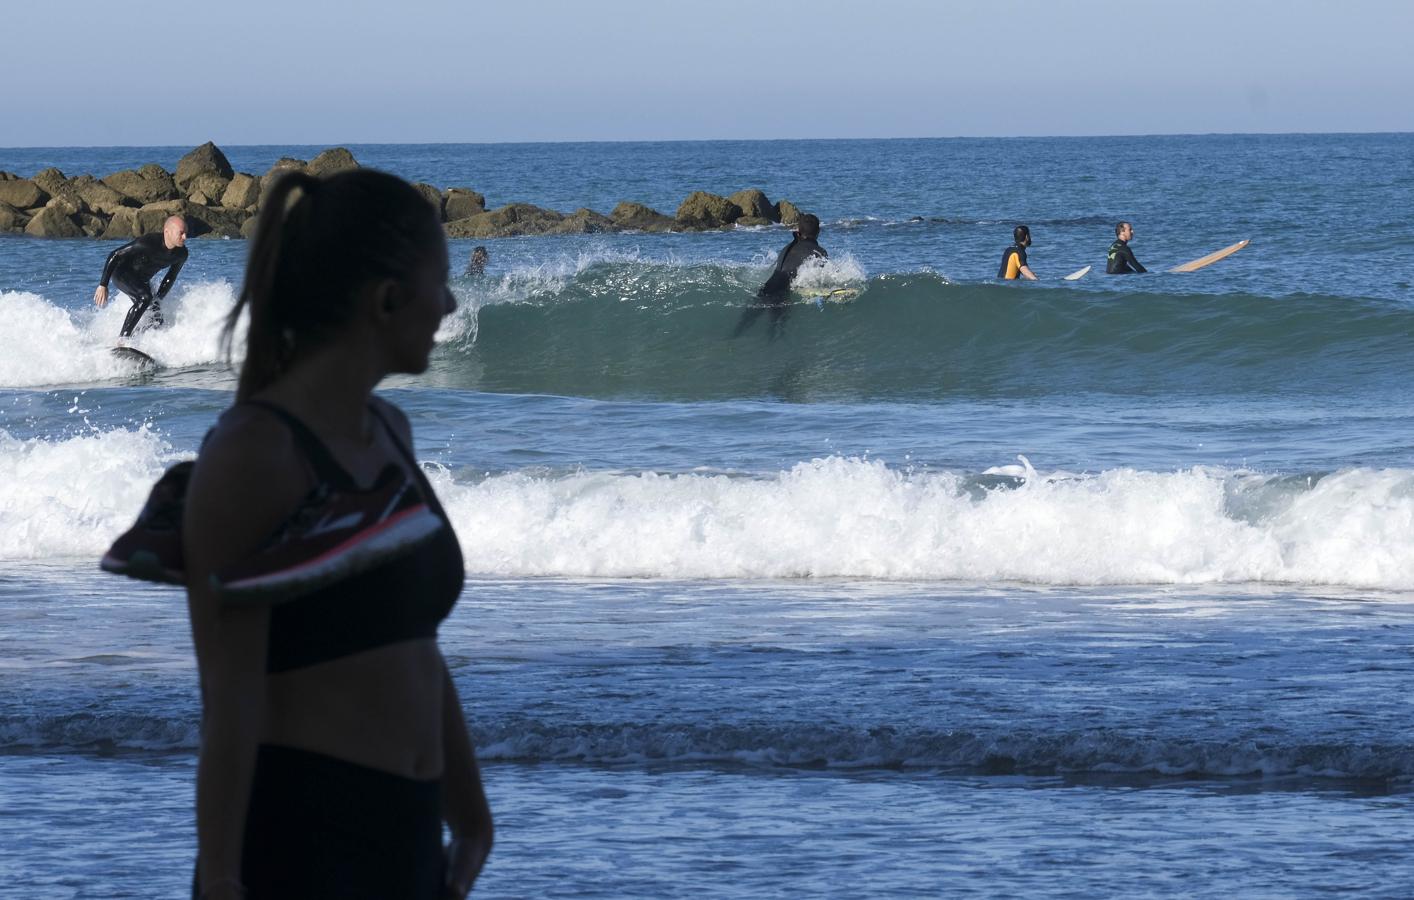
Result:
[2, 134, 1413, 898]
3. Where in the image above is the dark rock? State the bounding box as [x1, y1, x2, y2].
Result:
[78, 213, 107, 238]
[221, 173, 261, 210]
[609, 201, 673, 232]
[549, 208, 615, 234]
[265, 158, 307, 180]
[45, 195, 86, 217]
[240, 215, 261, 239]
[777, 199, 802, 226]
[31, 167, 69, 198]
[735, 216, 774, 228]
[102, 208, 141, 239]
[0, 201, 30, 233]
[260, 161, 307, 206]
[412, 182, 445, 219]
[104, 167, 179, 204]
[183, 173, 231, 205]
[134, 199, 244, 238]
[306, 147, 359, 178]
[445, 203, 565, 238]
[728, 189, 777, 222]
[675, 191, 742, 230]
[443, 188, 486, 221]
[34, 170, 89, 212]
[134, 200, 188, 235]
[174, 142, 234, 191]
[24, 206, 83, 238]
[138, 163, 174, 181]
[0, 177, 48, 210]
[70, 176, 135, 216]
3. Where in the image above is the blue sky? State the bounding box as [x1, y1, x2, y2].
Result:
[5, 0, 1411, 145]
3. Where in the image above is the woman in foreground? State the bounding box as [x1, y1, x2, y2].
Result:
[184, 169, 491, 899]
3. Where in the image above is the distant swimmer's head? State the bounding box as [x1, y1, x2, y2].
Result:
[228, 168, 455, 399]
[1115, 221, 1133, 241]
[796, 213, 821, 240]
[1013, 224, 1031, 247]
[163, 216, 187, 249]
[468, 246, 488, 275]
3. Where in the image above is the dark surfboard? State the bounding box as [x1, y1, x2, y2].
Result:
[111, 346, 158, 368]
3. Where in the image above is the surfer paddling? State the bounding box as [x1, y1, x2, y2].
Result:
[93, 215, 188, 342]
[731, 213, 827, 341]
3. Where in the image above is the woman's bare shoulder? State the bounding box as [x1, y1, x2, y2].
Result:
[184, 405, 309, 572]
[198, 404, 302, 479]
[370, 394, 414, 446]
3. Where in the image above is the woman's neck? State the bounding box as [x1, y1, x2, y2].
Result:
[259, 342, 384, 442]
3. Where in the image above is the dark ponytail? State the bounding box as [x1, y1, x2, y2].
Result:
[223, 168, 442, 401]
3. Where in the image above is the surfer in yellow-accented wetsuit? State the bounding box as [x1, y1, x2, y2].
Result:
[997, 225, 1038, 281]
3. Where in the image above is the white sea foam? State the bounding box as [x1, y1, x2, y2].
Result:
[0, 426, 185, 559]
[787, 252, 867, 292]
[0, 284, 238, 387]
[432, 457, 1414, 588]
[4, 429, 1409, 588]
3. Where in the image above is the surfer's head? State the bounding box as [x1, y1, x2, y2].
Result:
[796, 213, 821, 240]
[162, 216, 187, 249]
[227, 168, 453, 399]
[1014, 225, 1031, 246]
[1116, 221, 1133, 241]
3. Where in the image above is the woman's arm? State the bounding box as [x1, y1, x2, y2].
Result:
[184, 410, 308, 898]
[439, 660, 493, 898]
[372, 396, 492, 895]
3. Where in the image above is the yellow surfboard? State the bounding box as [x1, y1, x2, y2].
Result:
[1168, 239, 1249, 273]
[799, 287, 861, 304]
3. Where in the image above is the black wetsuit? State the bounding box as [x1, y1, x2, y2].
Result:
[733, 235, 828, 340]
[998, 244, 1029, 279]
[99, 233, 188, 337]
[760, 235, 828, 297]
[1106, 239, 1146, 275]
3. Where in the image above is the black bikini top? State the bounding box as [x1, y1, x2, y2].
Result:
[245, 400, 464, 674]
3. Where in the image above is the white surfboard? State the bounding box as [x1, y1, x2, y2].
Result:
[1169, 239, 1249, 273]
[1062, 266, 1091, 281]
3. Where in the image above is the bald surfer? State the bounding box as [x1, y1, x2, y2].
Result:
[94, 215, 188, 341]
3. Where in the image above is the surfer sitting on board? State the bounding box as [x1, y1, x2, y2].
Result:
[998, 225, 1038, 281]
[732, 213, 827, 340]
[1106, 221, 1147, 274]
[93, 215, 188, 342]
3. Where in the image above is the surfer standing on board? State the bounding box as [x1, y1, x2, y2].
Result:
[731, 213, 827, 341]
[1106, 221, 1147, 274]
[998, 225, 1038, 280]
[93, 215, 188, 342]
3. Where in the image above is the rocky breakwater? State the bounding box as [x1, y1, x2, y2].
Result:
[0, 142, 809, 240]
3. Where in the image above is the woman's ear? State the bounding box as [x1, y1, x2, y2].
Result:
[368, 278, 402, 321]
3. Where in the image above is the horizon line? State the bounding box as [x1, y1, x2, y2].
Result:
[2, 129, 1411, 152]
